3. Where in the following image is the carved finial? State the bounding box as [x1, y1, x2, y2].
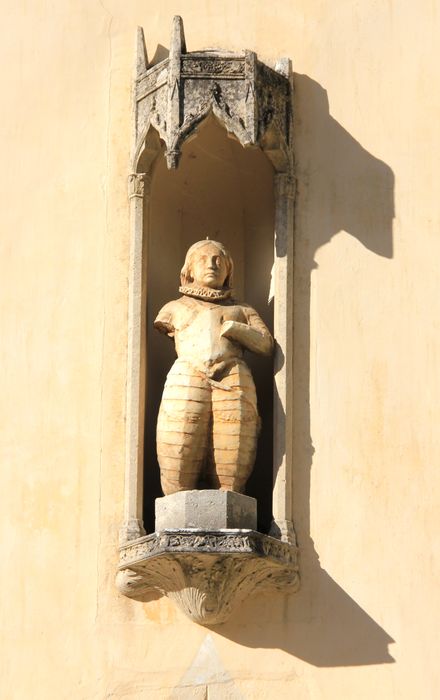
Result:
[165, 16, 186, 170]
[170, 15, 186, 56]
[136, 26, 148, 77]
[275, 57, 291, 78]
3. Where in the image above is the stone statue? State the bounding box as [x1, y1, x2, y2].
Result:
[154, 239, 273, 495]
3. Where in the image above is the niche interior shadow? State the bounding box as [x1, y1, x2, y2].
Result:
[143, 116, 275, 535]
[211, 74, 396, 667]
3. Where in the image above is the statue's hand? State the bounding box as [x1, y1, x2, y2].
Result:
[220, 320, 244, 341]
[221, 320, 272, 356]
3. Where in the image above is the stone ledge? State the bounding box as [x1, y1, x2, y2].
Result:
[117, 529, 299, 625]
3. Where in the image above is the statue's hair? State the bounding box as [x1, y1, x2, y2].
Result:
[180, 239, 234, 289]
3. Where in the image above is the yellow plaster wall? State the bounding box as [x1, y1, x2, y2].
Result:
[1, 1, 439, 698]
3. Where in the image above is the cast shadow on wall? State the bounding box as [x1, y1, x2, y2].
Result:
[214, 74, 395, 667]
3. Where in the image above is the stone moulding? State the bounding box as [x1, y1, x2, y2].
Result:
[117, 530, 299, 625]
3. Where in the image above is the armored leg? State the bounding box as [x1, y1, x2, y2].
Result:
[157, 360, 211, 494]
[210, 362, 260, 492]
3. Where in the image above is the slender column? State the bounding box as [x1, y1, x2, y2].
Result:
[119, 172, 151, 543]
[271, 171, 296, 544]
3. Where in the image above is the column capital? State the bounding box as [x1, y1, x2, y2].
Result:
[119, 518, 146, 545]
[269, 518, 297, 546]
[128, 172, 151, 199]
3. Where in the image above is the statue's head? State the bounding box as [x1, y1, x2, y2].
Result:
[180, 239, 234, 291]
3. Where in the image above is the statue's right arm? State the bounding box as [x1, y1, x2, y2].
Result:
[154, 301, 176, 338]
[221, 306, 273, 356]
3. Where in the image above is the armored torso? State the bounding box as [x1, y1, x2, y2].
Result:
[155, 295, 248, 369]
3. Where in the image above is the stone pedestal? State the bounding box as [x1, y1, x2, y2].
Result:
[155, 489, 257, 531]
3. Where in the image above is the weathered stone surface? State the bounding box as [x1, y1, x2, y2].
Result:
[132, 16, 292, 172]
[117, 530, 299, 625]
[155, 489, 257, 531]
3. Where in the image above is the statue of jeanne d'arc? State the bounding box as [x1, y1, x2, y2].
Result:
[154, 239, 273, 496]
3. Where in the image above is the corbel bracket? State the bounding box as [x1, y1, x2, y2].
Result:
[117, 529, 299, 625]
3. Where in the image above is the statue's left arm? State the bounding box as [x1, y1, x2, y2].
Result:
[220, 306, 273, 356]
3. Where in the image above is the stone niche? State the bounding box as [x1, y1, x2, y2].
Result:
[116, 16, 299, 625]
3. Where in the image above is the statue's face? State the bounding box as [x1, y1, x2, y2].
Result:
[190, 243, 228, 289]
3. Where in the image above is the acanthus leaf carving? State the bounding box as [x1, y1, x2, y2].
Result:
[117, 530, 299, 625]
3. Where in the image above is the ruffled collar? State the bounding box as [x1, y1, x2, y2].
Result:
[179, 284, 233, 301]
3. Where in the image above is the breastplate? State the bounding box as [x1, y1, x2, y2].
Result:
[174, 302, 246, 367]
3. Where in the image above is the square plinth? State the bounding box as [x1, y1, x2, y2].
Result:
[155, 490, 257, 531]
